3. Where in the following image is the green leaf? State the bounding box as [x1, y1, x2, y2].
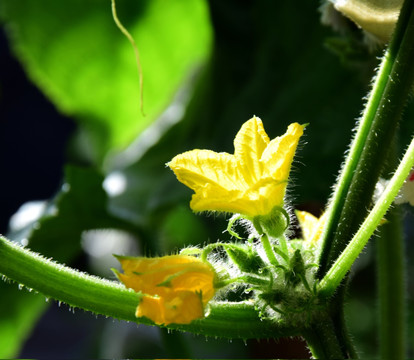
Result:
[25, 165, 135, 261]
[158, 205, 208, 253]
[0, 282, 47, 358]
[0, 0, 212, 160]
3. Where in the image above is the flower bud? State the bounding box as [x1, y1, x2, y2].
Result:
[225, 244, 266, 274]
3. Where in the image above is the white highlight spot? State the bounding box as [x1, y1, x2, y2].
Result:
[9, 201, 47, 231]
[81, 229, 139, 276]
[103, 171, 127, 197]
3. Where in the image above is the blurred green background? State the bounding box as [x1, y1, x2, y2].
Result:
[0, 0, 413, 357]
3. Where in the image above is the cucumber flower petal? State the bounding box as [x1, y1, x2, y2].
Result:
[167, 116, 304, 217]
[137, 291, 204, 325]
[296, 210, 326, 245]
[115, 255, 216, 325]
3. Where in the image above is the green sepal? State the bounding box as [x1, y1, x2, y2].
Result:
[252, 206, 290, 238]
[258, 288, 286, 306]
[225, 244, 267, 274]
[285, 249, 306, 288]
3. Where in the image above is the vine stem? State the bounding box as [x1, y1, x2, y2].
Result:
[317, 0, 414, 278]
[318, 134, 414, 298]
[0, 235, 293, 339]
[0, 235, 141, 320]
[304, 313, 346, 359]
[314, 2, 414, 358]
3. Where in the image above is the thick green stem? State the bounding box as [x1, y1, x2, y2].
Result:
[317, 0, 414, 278]
[0, 236, 293, 339]
[305, 313, 347, 359]
[315, 3, 414, 358]
[377, 206, 406, 359]
[319, 134, 414, 297]
[307, 283, 358, 359]
[0, 236, 141, 320]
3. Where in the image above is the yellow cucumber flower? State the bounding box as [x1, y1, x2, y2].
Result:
[167, 116, 304, 218]
[296, 210, 326, 245]
[115, 255, 216, 325]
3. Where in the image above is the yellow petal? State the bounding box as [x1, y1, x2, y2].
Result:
[190, 184, 245, 214]
[168, 266, 216, 303]
[296, 210, 326, 245]
[168, 150, 247, 192]
[136, 292, 205, 325]
[257, 180, 288, 215]
[296, 210, 319, 242]
[261, 123, 304, 181]
[163, 291, 204, 324]
[136, 295, 166, 324]
[117, 254, 197, 275]
[116, 255, 216, 301]
[234, 116, 269, 184]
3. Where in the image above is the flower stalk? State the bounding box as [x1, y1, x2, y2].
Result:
[304, 314, 347, 359]
[318, 133, 414, 298]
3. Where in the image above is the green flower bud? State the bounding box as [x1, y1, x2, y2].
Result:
[225, 244, 267, 274]
[285, 249, 306, 288]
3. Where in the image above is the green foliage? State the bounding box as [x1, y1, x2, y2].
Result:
[159, 205, 208, 253]
[0, 0, 212, 161]
[0, 283, 47, 358]
[21, 165, 134, 261]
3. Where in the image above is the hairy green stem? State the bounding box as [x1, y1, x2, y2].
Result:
[0, 236, 293, 339]
[0, 236, 140, 320]
[377, 206, 406, 359]
[332, 301, 359, 359]
[277, 235, 288, 257]
[316, 3, 414, 358]
[318, 134, 414, 297]
[216, 274, 270, 288]
[305, 313, 347, 359]
[260, 233, 279, 267]
[317, 0, 414, 278]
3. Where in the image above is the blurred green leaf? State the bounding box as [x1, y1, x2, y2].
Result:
[25, 165, 137, 261]
[0, 0, 212, 161]
[0, 282, 47, 358]
[158, 205, 208, 253]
